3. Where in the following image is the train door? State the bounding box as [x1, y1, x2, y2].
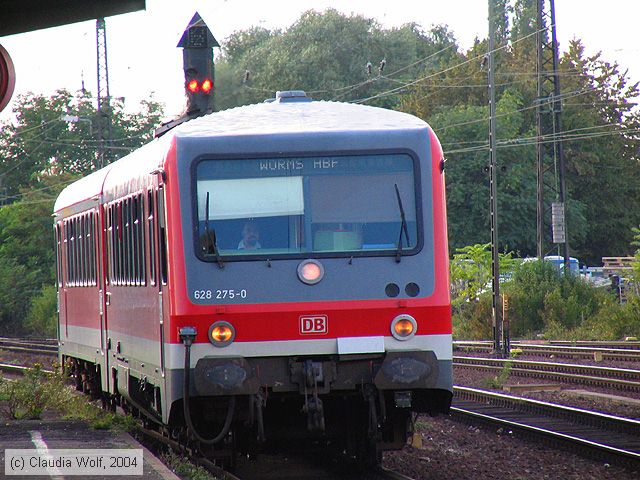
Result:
[148, 185, 167, 377]
[54, 221, 67, 341]
[96, 207, 111, 394]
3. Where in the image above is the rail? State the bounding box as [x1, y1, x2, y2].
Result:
[451, 386, 640, 467]
[453, 356, 640, 392]
[451, 387, 640, 467]
[454, 341, 640, 362]
[0, 337, 57, 356]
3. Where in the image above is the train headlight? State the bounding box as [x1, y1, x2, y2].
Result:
[208, 321, 235, 347]
[391, 314, 417, 340]
[297, 259, 324, 285]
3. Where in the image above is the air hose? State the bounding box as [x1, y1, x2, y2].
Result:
[181, 327, 235, 444]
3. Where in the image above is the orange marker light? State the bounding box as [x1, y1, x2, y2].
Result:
[208, 321, 235, 347]
[394, 318, 414, 337]
[391, 314, 417, 340]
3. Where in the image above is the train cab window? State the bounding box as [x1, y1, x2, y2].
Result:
[195, 154, 419, 260]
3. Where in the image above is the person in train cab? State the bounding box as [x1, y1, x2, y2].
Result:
[238, 222, 261, 250]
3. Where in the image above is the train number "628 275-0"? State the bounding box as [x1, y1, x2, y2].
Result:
[193, 289, 248, 300]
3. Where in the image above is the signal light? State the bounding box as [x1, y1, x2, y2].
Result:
[0, 44, 16, 113]
[201, 78, 213, 93]
[187, 79, 199, 93]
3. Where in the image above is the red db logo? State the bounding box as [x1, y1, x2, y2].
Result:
[300, 315, 328, 335]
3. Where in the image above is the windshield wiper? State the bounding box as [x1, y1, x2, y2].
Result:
[204, 192, 224, 269]
[394, 183, 410, 263]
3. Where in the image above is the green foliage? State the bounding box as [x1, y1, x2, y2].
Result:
[161, 452, 217, 480]
[575, 295, 640, 340]
[481, 351, 520, 390]
[0, 193, 59, 334]
[25, 284, 58, 338]
[450, 243, 516, 340]
[503, 259, 607, 337]
[452, 292, 493, 340]
[450, 243, 516, 307]
[452, 252, 638, 341]
[0, 365, 135, 430]
[215, 9, 459, 110]
[1, 364, 48, 419]
[0, 90, 163, 333]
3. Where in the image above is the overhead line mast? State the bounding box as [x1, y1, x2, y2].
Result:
[96, 17, 112, 168]
[536, 0, 569, 269]
[488, 0, 504, 357]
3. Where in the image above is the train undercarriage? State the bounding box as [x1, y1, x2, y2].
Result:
[65, 352, 451, 469]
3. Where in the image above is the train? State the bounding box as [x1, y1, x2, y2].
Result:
[53, 90, 452, 466]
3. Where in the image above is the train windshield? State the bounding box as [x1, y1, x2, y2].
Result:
[195, 154, 419, 259]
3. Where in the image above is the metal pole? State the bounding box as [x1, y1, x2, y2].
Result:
[535, 1, 545, 261]
[488, 0, 502, 356]
[549, 0, 570, 271]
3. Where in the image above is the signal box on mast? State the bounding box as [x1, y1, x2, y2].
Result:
[178, 12, 219, 116]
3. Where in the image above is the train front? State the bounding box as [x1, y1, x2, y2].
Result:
[166, 92, 451, 462]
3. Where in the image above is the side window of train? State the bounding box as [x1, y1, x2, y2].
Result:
[157, 187, 168, 285]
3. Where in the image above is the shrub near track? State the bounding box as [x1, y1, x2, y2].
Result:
[452, 255, 640, 341]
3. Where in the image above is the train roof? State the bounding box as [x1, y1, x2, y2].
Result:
[54, 95, 432, 214]
[171, 97, 430, 138]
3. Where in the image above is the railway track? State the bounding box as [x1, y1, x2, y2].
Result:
[453, 355, 640, 392]
[0, 360, 413, 479]
[455, 340, 640, 362]
[451, 386, 640, 468]
[139, 425, 415, 480]
[0, 337, 57, 355]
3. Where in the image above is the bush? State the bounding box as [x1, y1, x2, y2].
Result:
[576, 296, 640, 340]
[452, 293, 493, 340]
[25, 284, 58, 338]
[503, 260, 608, 337]
[1, 364, 48, 419]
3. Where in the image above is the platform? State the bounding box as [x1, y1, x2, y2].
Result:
[0, 418, 179, 479]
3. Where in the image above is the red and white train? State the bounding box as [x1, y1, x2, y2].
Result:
[54, 91, 452, 464]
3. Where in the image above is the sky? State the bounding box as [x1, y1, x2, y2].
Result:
[1, 0, 639, 120]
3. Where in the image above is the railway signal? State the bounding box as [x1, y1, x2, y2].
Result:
[0, 44, 16, 113]
[178, 12, 219, 116]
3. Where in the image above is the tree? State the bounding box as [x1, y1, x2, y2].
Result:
[398, 2, 640, 263]
[0, 89, 164, 198]
[214, 9, 459, 110]
[0, 91, 164, 334]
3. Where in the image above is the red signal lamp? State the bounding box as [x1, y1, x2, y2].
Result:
[201, 78, 213, 93]
[187, 79, 199, 93]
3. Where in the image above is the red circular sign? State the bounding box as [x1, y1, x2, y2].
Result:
[0, 44, 16, 113]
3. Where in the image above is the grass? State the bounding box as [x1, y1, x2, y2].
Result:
[481, 351, 520, 390]
[0, 362, 135, 430]
[160, 451, 219, 480]
[0, 362, 221, 479]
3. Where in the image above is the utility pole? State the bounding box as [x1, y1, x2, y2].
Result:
[96, 17, 112, 168]
[536, 0, 569, 269]
[488, 0, 503, 357]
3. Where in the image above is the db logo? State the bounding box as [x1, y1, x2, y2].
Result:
[300, 315, 328, 335]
